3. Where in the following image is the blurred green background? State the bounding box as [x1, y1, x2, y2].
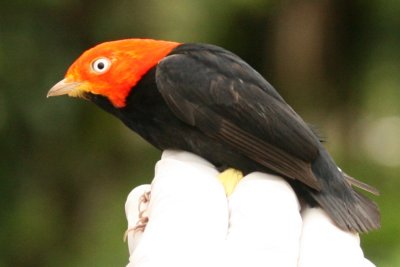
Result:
[1, 0, 399, 266]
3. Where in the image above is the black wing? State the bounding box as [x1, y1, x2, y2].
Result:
[155, 44, 322, 190]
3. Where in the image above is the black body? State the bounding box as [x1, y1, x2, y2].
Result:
[88, 43, 379, 233]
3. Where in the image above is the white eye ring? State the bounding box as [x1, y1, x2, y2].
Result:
[91, 57, 111, 74]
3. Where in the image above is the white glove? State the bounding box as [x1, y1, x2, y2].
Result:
[125, 150, 375, 267]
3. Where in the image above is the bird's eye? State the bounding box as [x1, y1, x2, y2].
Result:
[91, 57, 111, 74]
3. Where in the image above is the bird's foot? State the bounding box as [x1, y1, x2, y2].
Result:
[134, 190, 151, 232]
[217, 168, 243, 196]
[124, 190, 151, 241]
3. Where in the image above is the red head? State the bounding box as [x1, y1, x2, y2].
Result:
[47, 39, 180, 107]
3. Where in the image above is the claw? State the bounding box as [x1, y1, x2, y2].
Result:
[124, 190, 151, 241]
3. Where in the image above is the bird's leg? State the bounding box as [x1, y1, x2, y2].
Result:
[217, 168, 244, 196]
[124, 190, 151, 241]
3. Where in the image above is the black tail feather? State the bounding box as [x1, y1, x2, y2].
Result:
[343, 172, 380, 196]
[310, 189, 380, 233]
[309, 149, 380, 233]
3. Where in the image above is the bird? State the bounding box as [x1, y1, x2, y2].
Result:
[47, 38, 380, 233]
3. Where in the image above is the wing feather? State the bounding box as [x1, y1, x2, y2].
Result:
[155, 44, 322, 190]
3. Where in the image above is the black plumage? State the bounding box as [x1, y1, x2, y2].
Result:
[88, 43, 380, 233]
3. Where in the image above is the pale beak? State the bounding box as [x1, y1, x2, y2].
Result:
[47, 79, 83, 98]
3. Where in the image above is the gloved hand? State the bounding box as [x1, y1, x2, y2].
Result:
[125, 150, 375, 267]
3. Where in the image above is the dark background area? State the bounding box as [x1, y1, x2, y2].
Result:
[1, 0, 399, 266]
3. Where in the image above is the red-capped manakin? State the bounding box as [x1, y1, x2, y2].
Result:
[47, 39, 380, 233]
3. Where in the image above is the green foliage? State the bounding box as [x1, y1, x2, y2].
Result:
[1, 0, 399, 266]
